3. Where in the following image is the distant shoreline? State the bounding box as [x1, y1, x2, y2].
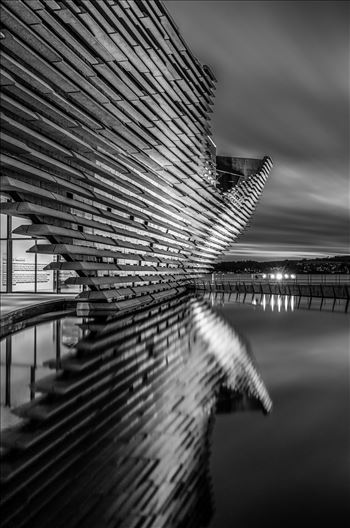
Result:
[214, 255, 350, 274]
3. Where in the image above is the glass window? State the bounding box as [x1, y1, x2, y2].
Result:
[1, 214, 8, 238]
[12, 239, 35, 292]
[0, 240, 7, 292]
[58, 269, 82, 293]
[36, 253, 56, 292]
[12, 216, 32, 238]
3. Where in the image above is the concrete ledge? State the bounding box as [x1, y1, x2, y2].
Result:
[0, 298, 78, 339]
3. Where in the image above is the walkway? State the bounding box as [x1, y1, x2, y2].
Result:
[1, 293, 75, 318]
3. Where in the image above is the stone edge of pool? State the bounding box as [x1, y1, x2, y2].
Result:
[0, 298, 78, 339]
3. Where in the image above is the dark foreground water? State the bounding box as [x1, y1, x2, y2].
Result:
[0, 294, 271, 528]
[208, 295, 350, 528]
[1, 293, 349, 527]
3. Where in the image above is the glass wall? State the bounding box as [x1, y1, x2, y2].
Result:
[36, 253, 56, 292]
[0, 240, 7, 293]
[1, 213, 8, 239]
[0, 212, 82, 293]
[12, 239, 36, 292]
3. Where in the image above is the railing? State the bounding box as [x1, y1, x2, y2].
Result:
[191, 274, 350, 300]
[196, 273, 350, 285]
[202, 292, 349, 314]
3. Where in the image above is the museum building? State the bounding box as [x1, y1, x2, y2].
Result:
[0, 0, 272, 310]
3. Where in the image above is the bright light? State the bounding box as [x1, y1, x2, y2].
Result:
[284, 274, 289, 279]
[291, 274, 296, 279]
[262, 273, 267, 279]
[270, 273, 275, 279]
[276, 273, 283, 280]
[277, 295, 282, 312]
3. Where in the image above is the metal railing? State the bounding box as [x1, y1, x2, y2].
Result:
[190, 274, 350, 300]
[197, 273, 350, 286]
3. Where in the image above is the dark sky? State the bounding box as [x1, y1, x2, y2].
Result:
[165, 0, 349, 261]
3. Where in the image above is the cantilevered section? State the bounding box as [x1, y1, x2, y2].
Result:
[0, 0, 273, 310]
[217, 156, 270, 190]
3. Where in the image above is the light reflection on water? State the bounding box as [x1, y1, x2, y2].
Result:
[208, 296, 350, 528]
[207, 291, 348, 313]
[1, 292, 348, 527]
[0, 294, 271, 528]
[0, 317, 85, 429]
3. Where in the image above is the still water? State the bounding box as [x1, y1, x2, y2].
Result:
[208, 293, 350, 528]
[0, 316, 85, 429]
[0, 293, 270, 528]
[1, 293, 348, 527]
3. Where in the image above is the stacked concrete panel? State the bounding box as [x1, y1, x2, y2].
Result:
[0, 293, 271, 528]
[0, 0, 272, 309]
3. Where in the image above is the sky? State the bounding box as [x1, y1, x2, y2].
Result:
[165, 0, 349, 261]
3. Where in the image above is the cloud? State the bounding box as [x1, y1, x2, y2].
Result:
[165, 0, 349, 260]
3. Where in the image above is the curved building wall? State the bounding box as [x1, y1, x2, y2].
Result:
[0, 0, 272, 309]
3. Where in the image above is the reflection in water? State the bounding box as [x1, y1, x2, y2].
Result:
[207, 292, 348, 313]
[0, 293, 271, 528]
[0, 317, 85, 427]
[208, 295, 349, 528]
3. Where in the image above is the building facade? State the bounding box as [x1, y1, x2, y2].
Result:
[0, 0, 272, 311]
[0, 4, 273, 525]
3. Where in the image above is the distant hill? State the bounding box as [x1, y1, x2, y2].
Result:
[214, 256, 350, 274]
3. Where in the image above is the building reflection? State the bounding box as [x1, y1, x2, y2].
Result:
[0, 317, 86, 428]
[1, 293, 271, 528]
[208, 292, 349, 313]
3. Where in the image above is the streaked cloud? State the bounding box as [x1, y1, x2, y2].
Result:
[165, 0, 349, 260]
